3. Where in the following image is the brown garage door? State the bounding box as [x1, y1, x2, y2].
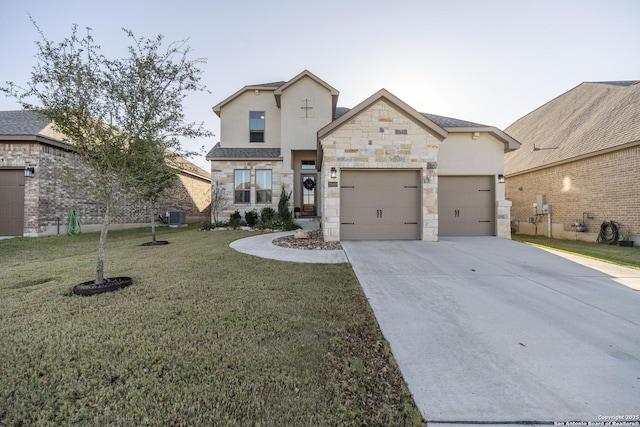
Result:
[438, 176, 493, 236]
[341, 170, 420, 240]
[0, 169, 26, 236]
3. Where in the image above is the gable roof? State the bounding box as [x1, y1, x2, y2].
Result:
[273, 70, 339, 112]
[505, 81, 640, 175]
[212, 70, 341, 118]
[318, 88, 449, 141]
[212, 81, 286, 116]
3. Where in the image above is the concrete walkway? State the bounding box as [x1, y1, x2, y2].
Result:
[229, 231, 348, 264]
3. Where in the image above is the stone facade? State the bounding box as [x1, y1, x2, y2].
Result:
[506, 145, 639, 243]
[319, 100, 441, 241]
[210, 159, 291, 221]
[0, 140, 211, 236]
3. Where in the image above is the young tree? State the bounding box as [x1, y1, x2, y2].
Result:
[128, 140, 178, 244]
[3, 21, 210, 285]
[210, 182, 230, 224]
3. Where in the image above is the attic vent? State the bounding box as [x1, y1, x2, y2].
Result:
[395, 129, 408, 135]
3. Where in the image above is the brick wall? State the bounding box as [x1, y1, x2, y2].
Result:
[1, 141, 211, 236]
[158, 173, 211, 223]
[506, 145, 639, 243]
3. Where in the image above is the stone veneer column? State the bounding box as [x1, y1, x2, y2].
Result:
[496, 199, 512, 239]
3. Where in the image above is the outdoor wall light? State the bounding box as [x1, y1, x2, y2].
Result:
[24, 166, 35, 177]
[330, 167, 337, 179]
[498, 174, 505, 184]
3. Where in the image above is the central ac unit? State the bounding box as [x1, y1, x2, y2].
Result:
[166, 210, 186, 225]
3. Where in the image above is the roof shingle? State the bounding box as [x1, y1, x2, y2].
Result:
[333, 107, 484, 128]
[0, 110, 51, 135]
[505, 81, 640, 175]
[206, 143, 281, 160]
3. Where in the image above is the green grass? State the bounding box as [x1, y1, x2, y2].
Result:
[512, 234, 640, 270]
[0, 227, 422, 426]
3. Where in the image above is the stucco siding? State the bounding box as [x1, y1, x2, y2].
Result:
[280, 76, 334, 154]
[439, 133, 506, 175]
[218, 90, 281, 148]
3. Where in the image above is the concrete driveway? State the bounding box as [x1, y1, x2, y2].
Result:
[341, 237, 640, 425]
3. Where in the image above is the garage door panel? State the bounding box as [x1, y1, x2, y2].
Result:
[439, 176, 493, 236]
[341, 170, 420, 240]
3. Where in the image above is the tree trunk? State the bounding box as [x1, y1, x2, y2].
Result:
[96, 205, 110, 285]
[150, 200, 157, 244]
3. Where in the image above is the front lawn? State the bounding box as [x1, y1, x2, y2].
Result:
[512, 234, 640, 269]
[0, 227, 422, 426]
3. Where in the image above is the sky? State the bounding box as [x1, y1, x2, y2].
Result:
[1, 0, 639, 170]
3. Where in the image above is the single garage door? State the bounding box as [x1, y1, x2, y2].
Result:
[438, 176, 493, 236]
[341, 170, 420, 240]
[0, 169, 26, 236]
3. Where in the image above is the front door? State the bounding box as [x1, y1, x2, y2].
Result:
[301, 174, 317, 216]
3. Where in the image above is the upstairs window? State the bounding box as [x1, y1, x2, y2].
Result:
[250, 111, 265, 142]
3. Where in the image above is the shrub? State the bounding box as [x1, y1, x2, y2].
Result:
[199, 221, 214, 231]
[229, 211, 242, 229]
[278, 185, 292, 222]
[261, 207, 276, 224]
[244, 210, 259, 228]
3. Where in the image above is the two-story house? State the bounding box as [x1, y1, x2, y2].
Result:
[206, 70, 520, 241]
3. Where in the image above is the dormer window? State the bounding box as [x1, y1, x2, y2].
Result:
[250, 111, 265, 142]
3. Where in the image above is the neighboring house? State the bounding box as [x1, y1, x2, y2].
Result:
[207, 70, 520, 241]
[504, 81, 640, 244]
[0, 110, 211, 237]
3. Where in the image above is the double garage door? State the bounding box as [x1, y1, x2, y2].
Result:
[340, 171, 493, 240]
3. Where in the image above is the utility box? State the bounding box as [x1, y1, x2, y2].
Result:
[542, 204, 552, 215]
[166, 210, 186, 226]
[536, 195, 546, 214]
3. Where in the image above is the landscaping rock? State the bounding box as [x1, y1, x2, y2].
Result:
[294, 230, 309, 239]
[273, 229, 342, 250]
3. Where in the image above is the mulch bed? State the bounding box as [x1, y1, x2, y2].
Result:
[272, 229, 342, 250]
